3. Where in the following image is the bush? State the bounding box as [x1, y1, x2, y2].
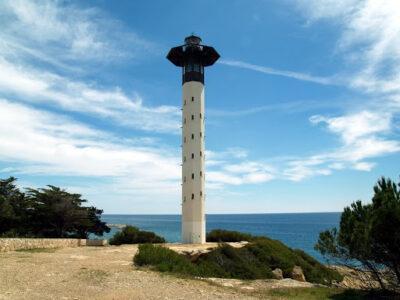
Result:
[206, 229, 255, 242]
[109, 225, 166, 245]
[134, 244, 197, 275]
[134, 234, 342, 284]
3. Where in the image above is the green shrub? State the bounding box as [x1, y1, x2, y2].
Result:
[134, 234, 342, 284]
[206, 229, 255, 242]
[196, 243, 273, 279]
[109, 226, 165, 245]
[134, 244, 198, 275]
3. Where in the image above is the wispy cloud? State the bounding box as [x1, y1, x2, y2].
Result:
[219, 59, 336, 85]
[262, 0, 400, 181]
[0, 0, 179, 134]
[0, 57, 181, 133]
[282, 110, 400, 181]
[0, 0, 156, 65]
[0, 100, 273, 197]
[297, 0, 400, 95]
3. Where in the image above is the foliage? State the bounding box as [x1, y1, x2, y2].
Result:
[109, 225, 165, 245]
[206, 229, 255, 242]
[134, 235, 342, 284]
[0, 177, 110, 238]
[315, 176, 400, 290]
[134, 244, 197, 275]
[0, 177, 28, 235]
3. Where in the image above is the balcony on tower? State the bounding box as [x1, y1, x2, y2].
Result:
[167, 35, 220, 84]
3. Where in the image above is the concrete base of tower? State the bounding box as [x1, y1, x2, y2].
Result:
[182, 220, 205, 244]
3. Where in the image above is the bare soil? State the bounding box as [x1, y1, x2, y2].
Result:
[0, 245, 257, 299]
[0, 244, 343, 300]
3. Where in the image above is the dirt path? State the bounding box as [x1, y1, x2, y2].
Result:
[0, 245, 255, 300]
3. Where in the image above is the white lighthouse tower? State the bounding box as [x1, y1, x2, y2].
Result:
[167, 35, 220, 244]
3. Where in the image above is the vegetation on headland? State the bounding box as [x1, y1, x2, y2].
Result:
[315, 176, 400, 291]
[0, 177, 110, 238]
[206, 229, 255, 242]
[134, 233, 342, 284]
[109, 225, 165, 245]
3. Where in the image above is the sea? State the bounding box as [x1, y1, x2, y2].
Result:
[99, 213, 340, 262]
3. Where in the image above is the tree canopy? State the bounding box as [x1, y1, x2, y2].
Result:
[0, 177, 109, 238]
[315, 176, 400, 290]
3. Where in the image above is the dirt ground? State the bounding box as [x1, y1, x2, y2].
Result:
[1, 244, 342, 300]
[0, 245, 260, 300]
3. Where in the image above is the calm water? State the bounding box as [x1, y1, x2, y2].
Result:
[100, 213, 340, 262]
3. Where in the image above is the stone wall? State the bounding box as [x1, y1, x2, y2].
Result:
[0, 238, 87, 252]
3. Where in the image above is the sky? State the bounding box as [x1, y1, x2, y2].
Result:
[0, 0, 399, 214]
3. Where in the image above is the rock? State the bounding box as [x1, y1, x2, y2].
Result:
[272, 268, 283, 280]
[291, 265, 306, 282]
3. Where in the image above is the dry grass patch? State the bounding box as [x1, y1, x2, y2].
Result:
[77, 268, 110, 284]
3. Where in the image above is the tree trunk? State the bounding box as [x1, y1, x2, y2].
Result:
[392, 263, 400, 285]
[365, 261, 385, 290]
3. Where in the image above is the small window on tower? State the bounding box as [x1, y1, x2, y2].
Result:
[191, 114, 194, 120]
[184, 99, 186, 105]
[184, 176, 186, 182]
[184, 196, 186, 202]
[191, 153, 194, 159]
[191, 97, 194, 102]
[191, 134, 194, 140]
[200, 171, 202, 177]
[192, 173, 194, 179]
[191, 193, 194, 200]
[184, 118, 186, 124]
[183, 156, 186, 162]
[200, 132, 202, 138]
[184, 137, 186, 143]
[200, 151, 202, 157]
[199, 113, 202, 119]
[200, 191, 202, 196]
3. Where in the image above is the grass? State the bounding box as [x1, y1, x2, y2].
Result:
[15, 247, 58, 253]
[134, 233, 343, 284]
[77, 268, 109, 283]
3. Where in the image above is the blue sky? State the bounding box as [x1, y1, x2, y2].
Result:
[0, 0, 399, 213]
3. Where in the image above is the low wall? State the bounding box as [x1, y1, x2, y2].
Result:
[0, 238, 87, 252]
[86, 239, 108, 246]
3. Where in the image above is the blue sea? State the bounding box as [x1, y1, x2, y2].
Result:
[100, 213, 340, 262]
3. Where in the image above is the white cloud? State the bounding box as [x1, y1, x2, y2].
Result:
[0, 0, 155, 63]
[0, 58, 180, 133]
[0, 99, 180, 179]
[277, 0, 400, 181]
[310, 111, 392, 144]
[0, 100, 271, 202]
[207, 161, 274, 185]
[296, 0, 400, 95]
[219, 59, 335, 85]
[281, 110, 400, 181]
[0, 0, 177, 134]
[353, 161, 375, 171]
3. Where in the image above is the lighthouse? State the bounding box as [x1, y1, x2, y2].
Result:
[167, 35, 220, 244]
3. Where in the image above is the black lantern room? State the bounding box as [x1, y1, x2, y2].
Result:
[167, 35, 220, 84]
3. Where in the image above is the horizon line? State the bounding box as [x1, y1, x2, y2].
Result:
[102, 211, 341, 215]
